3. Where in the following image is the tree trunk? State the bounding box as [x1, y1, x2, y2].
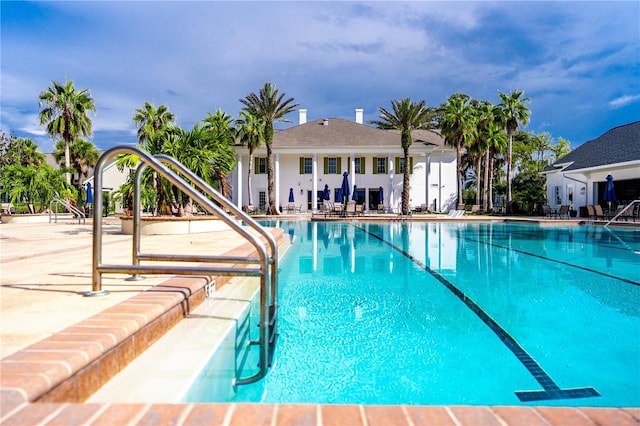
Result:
[456, 138, 463, 210]
[266, 142, 278, 215]
[506, 129, 513, 214]
[64, 140, 71, 184]
[402, 147, 410, 215]
[475, 154, 482, 206]
[483, 150, 490, 210]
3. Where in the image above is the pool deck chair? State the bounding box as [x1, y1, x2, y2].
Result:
[557, 205, 570, 219]
[594, 204, 608, 220]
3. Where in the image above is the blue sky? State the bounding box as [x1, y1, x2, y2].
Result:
[1, 1, 639, 154]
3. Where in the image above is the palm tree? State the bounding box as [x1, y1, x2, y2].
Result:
[235, 111, 265, 207]
[130, 102, 176, 214]
[53, 137, 99, 194]
[132, 102, 176, 152]
[201, 110, 237, 199]
[371, 98, 436, 215]
[438, 93, 476, 210]
[240, 83, 299, 214]
[1, 137, 45, 167]
[38, 80, 96, 184]
[497, 89, 531, 213]
[483, 120, 507, 211]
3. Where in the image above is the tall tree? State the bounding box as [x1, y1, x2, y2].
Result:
[497, 89, 531, 213]
[240, 83, 299, 214]
[53, 137, 99, 194]
[371, 98, 436, 215]
[483, 120, 507, 211]
[129, 102, 176, 214]
[235, 111, 265, 207]
[38, 80, 96, 184]
[438, 93, 476, 210]
[1, 136, 45, 167]
[201, 109, 237, 199]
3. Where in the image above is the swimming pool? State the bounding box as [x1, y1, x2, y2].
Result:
[186, 221, 640, 406]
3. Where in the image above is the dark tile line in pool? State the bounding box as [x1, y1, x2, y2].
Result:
[353, 223, 601, 403]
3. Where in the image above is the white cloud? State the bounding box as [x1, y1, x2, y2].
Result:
[608, 95, 640, 110]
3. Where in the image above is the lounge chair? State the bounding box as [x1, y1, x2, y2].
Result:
[586, 205, 596, 220]
[1, 203, 14, 215]
[355, 203, 364, 216]
[470, 204, 481, 214]
[377, 204, 385, 213]
[242, 205, 257, 215]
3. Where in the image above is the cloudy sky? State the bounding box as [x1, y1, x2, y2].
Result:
[1, 1, 638, 154]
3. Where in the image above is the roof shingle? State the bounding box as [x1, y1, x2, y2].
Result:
[547, 121, 640, 171]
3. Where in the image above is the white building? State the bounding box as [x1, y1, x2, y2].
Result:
[231, 109, 458, 213]
[541, 121, 640, 216]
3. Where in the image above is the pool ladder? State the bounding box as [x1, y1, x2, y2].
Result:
[89, 146, 279, 385]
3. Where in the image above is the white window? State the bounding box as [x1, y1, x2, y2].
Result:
[328, 157, 337, 174]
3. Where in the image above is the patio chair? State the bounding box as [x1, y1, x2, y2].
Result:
[593, 204, 607, 220]
[377, 204, 385, 213]
[557, 205, 570, 219]
[585, 205, 596, 220]
[346, 201, 356, 216]
[355, 203, 364, 216]
[286, 203, 296, 214]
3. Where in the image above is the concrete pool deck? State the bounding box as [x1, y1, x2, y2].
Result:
[1, 218, 638, 425]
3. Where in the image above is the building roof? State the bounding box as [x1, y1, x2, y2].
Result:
[545, 121, 640, 172]
[272, 118, 445, 149]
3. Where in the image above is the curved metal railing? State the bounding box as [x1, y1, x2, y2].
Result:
[49, 198, 86, 224]
[90, 145, 278, 385]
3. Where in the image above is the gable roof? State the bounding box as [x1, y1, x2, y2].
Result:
[273, 118, 445, 149]
[545, 121, 640, 172]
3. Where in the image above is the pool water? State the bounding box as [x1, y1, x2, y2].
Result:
[187, 221, 640, 406]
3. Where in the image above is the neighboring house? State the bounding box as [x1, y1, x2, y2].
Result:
[542, 121, 640, 216]
[231, 109, 458, 213]
[45, 152, 132, 214]
[83, 159, 132, 214]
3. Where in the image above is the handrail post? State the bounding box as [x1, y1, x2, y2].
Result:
[125, 164, 146, 281]
[86, 152, 110, 296]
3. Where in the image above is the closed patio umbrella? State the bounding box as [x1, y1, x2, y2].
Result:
[379, 186, 384, 204]
[352, 185, 358, 201]
[341, 171, 350, 205]
[289, 187, 295, 203]
[604, 174, 616, 209]
[86, 182, 93, 204]
[336, 188, 343, 203]
[322, 184, 330, 200]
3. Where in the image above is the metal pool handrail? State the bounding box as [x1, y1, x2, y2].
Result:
[90, 145, 277, 385]
[49, 198, 86, 224]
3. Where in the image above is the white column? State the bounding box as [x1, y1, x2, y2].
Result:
[388, 154, 394, 213]
[236, 155, 243, 209]
[350, 154, 356, 190]
[312, 154, 318, 211]
[275, 153, 280, 213]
